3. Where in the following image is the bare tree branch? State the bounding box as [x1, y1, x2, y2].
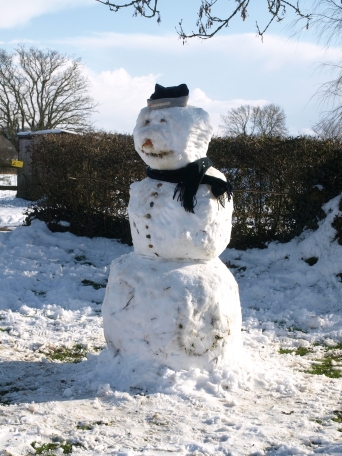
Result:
[96, 0, 311, 41]
[220, 103, 288, 137]
[96, 0, 161, 21]
[0, 46, 97, 150]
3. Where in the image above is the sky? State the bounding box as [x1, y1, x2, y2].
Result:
[1, 0, 341, 135]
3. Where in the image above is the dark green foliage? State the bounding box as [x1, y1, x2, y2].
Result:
[208, 135, 342, 249]
[25, 132, 146, 244]
[25, 133, 342, 248]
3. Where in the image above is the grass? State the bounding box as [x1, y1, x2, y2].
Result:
[305, 354, 341, 379]
[296, 346, 312, 356]
[332, 411, 342, 424]
[279, 347, 312, 356]
[326, 342, 342, 351]
[39, 344, 88, 363]
[76, 423, 93, 430]
[279, 340, 342, 378]
[31, 441, 82, 454]
[76, 420, 110, 430]
[81, 279, 106, 290]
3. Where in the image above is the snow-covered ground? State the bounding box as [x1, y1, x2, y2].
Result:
[0, 190, 342, 456]
[0, 175, 27, 230]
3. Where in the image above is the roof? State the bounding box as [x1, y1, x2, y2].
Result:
[17, 129, 80, 138]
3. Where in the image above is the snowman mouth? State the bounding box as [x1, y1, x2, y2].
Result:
[143, 150, 173, 158]
[141, 139, 173, 158]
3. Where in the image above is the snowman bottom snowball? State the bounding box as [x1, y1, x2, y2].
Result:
[102, 253, 243, 373]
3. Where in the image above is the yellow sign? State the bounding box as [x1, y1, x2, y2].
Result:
[11, 159, 23, 168]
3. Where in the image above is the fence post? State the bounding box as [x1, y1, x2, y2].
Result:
[16, 129, 78, 201]
[16, 133, 43, 200]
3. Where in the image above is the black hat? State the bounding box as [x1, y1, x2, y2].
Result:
[147, 83, 189, 109]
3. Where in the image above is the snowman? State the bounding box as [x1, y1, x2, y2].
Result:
[102, 84, 242, 381]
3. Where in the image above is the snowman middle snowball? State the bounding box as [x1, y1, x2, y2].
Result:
[130, 105, 233, 260]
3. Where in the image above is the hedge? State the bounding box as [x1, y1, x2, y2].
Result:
[25, 133, 342, 249]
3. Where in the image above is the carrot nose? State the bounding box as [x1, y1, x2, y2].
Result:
[142, 139, 153, 149]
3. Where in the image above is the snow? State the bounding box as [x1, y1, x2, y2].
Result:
[133, 106, 213, 170]
[128, 176, 233, 260]
[1, 191, 342, 455]
[103, 254, 242, 377]
[0, 180, 27, 229]
[16, 129, 79, 137]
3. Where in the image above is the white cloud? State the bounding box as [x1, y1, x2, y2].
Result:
[0, 0, 93, 29]
[65, 31, 341, 70]
[86, 67, 160, 133]
[85, 67, 269, 135]
[291, 126, 316, 136]
[190, 88, 268, 135]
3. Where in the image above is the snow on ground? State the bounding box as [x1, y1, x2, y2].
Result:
[0, 190, 342, 456]
[0, 176, 27, 229]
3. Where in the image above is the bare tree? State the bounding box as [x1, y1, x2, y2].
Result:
[312, 61, 342, 140]
[313, 113, 342, 140]
[96, 0, 311, 40]
[305, 2, 342, 139]
[220, 104, 288, 137]
[0, 46, 97, 150]
[220, 105, 255, 137]
[252, 104, 288, 136]
[310, 0, 342, 47]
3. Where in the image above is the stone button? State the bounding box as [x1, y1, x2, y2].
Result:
[145, 214, 151, 219]
[157, 183, 162, 188]
[149, 244, 153, 248]
[150, 202, 154, 207]
[146, 234, 151, 239]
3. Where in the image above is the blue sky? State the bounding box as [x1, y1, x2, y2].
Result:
[1, 0, 341, 135]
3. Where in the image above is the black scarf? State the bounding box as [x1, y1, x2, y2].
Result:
[146, 157, 233, 213]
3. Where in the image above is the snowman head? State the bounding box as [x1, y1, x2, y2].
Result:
[133, 84, 213, 170]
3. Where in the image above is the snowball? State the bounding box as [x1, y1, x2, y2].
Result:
[133, 105, 213, 170]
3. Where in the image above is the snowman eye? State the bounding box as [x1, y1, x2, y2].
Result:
[144, 120, 150, 126]
[160, 119, 166, 123]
